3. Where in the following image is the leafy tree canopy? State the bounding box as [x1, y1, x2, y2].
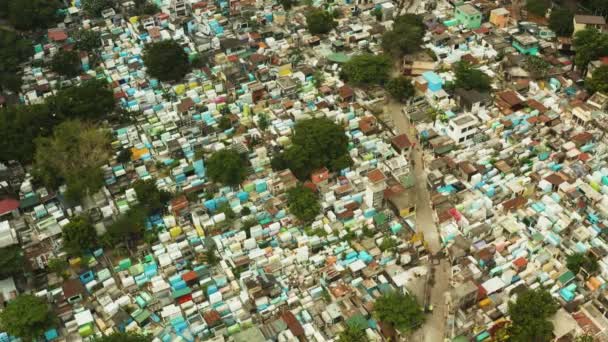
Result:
[0, 245, 25, 279]
[7, 0, 64, 31]
[573, 28, 608, 71]
[143, 40, 191, 82]
[50, 50, 81, 78]
[548, 7, 574, 37]
[133, 179, 172, 214]
[272, 118, 351, 179]
[305, 9, 337, 35]
[33, 120, 111, 201]
[74, 29, 102, 51]
[0, 103, 56, 163]
[524, 55, 551, 80]
[104, 205, 147, 245]
[206, 149, 248, 186]
[382, 14, 425, 58]
[49, 79, 115, 121]
[454, 61, 491, 92]
[287, 185, 320, 223]
[386, 76, 415, 103]
[526, 0, 550, 17]
[342, 54, 391, 86]
[62, 216, 98, 256]
[82, 0, 116, 17]
[566, 253, 600, 274]
[373, 291, 425, 332]
[587, 65, 608, 95]
[337, 324, 369, 342]
[507, 289, 559, 342]
[0, 30, 32, 92]
[93, 332, 152, 342]
[0, 294, 55, 341]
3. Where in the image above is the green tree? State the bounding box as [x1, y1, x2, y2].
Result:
[273, 118, 350, 179]
[94, 332, 152, 342]
[117, 148, 133, 163]
[386, 76, 415, 102]
[143, 40, 191, 82]
[47, 257, 69, 277]
[206, 149, 248, 186]
[287, 185, 320, 223]
[133, 179, 171, 214]
[526, 0, 549, 17]
[0, 245, 25, 279]
[279, 0, 295, 10]
[33, 120, 111, 201]
[0, 294, 55, 341]
[82, 0, 116, 17]
[74, 29, 102, 51]
[218, 115, 233, 130]
[573, 28, 608, 73]
[0, 30, 32, 92]
[566, 253, 599, 274]
[7, 0, 63, 31]
[548, 7, 573, 37]
[575, 334, 596, 342]
[374, 291, 425, 332]
[382, 14, 425, 58]
[337, 324, 369, 342]
[342, 54, 391, 86]
[50, 79, 115, 121]
[105, 205, 147, 245]
[372, 8, 382, 21]
[258, 113, 269, 130]
[305, 9, 337, 35]
[0, 104, 56, 162]
[454, 61, 491, 92]
[50, 50, 81, 78]
[507, 289, 559, 342]
[62, 216, 98, 256]
[524, 55, 551, 79]
[587, 65, 608, 94]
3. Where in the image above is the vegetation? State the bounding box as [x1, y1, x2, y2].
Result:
[566, 253, 599, 275]
[507, 289, 559, 342]
[0, 104, 55, 163]
[587, 65, 608, 94]
[117, 148, 133, 163]
[0, 294, 55, 341]
[0, 30, 32, 92]
[581, 0, 608, 17]
[33, 120, 111, 202]
[548, 7, 574, 37]
[49, 79, 115, 121]
[279, 0, 296, 10]
[206, 149, 248, 186]
[373, 291, 425, 332]
[94, 332, 152, 342]
[74, 29, 102, 51]
[47, 257, 69, 277]
[271, 118, 351, 179]
[82, 0, 115, 17]
[337, 323, 369, 342]
[386, 76, 415, 103]
[305, 9, 337, 35]
[133, 179, 171, 214]
[372, 8, 382, 21]
[50, 50, 81, 78]
[62, 216, 98, 256]
[257, 113, 269, 130]
[382, 14, 425, 58]
[454, 61, 491, 92]
[6, 0, 63, 31]
[573, 28, 608, 73]
[0, 245, 25, 279]
[341, 54, 391, 86]
[286, 185, 320, 223]
[104, 205, 147, 245]
[143, 40, 191, 82]
[526, 0, 550, 17]
[524, 55, 551, 79]
[575, 334, 596, 342]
